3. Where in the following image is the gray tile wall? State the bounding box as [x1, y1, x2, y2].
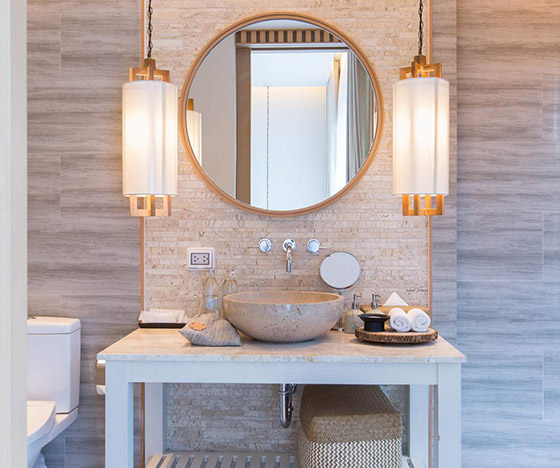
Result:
[457, 0, 560, 465]
[27, 0, 142, 466]
[432, 0, 458, 343]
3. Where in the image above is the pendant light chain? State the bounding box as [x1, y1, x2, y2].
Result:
[147, 0, 154, 59]
[418, 0, 424, 56]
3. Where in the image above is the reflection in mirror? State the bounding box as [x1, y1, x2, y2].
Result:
[186, 19, 378, 212]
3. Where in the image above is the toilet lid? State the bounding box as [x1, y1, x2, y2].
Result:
[27, 401, 56, 444]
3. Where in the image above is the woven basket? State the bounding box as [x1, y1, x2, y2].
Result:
[298, 430, 402, 468]
[298, 385, 402, 468]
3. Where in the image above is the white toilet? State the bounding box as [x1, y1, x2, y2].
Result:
[27, 317, 81, 468]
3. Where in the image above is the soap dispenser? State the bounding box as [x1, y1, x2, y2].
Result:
[371, 294, 382, 313]
[343, 294, 363, 334]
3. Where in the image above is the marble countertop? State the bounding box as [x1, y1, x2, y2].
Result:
[97, 329, 466, 364]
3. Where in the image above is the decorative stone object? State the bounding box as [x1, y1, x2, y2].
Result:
[179, 313, 241, 347]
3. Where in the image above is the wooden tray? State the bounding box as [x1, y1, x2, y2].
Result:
[355, 327, 438, 344]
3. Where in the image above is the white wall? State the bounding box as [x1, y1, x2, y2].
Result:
[251, 86, 327, 210]
[0, 0, 27, 465]
[189, 35, 236, 197]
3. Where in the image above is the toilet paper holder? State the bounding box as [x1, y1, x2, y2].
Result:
[94, 359, 106, 395]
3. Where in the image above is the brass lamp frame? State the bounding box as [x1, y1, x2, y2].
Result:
[399, 54, 445, 216]
[127, 58, 173, 217]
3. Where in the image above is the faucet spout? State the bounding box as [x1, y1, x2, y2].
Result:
[286, 246, 293, 273]
[282, 239, 296, 273]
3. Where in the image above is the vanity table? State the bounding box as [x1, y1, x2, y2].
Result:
[98, 330, 465, 468]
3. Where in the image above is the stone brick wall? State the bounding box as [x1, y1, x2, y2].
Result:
[145, 0, 431, 453]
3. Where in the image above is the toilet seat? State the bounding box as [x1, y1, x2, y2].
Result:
[27, 401, 56, 444]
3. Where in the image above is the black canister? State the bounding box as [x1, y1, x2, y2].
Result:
[358, 313, 390, 332]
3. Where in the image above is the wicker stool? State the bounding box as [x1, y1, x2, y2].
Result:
[298, 385, 402, 468]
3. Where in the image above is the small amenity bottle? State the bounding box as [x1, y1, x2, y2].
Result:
[220, 268, 238, 319]
[201, 270, 220, 317]
[343, 294, 362, 334]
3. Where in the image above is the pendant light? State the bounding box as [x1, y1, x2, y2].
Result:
[393, 0, 449, 216]
[122, 0, 178, 217]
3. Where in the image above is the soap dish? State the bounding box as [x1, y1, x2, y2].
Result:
[358, 313, 390, 332]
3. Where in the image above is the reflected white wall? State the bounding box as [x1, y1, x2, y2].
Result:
[251, 86, 327, 210]
[189, 35, 236, 197]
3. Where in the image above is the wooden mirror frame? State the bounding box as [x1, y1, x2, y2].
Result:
[179, 11, 385, 217]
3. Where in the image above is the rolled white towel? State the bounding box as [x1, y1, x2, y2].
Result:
[388, 307, 412, 333]
[407, 308, 431, 332]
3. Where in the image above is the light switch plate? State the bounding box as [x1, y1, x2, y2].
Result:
[187, 247, 215, 270]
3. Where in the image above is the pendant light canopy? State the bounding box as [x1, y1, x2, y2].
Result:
[393, 0, 449, 216]
[122, 0, 178, 217]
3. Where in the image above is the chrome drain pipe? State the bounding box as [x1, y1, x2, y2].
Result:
[279, 383, 297, 428]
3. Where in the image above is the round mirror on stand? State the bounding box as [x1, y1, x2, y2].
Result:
[180, 13, 384, 217]
[319, 252, 361, 290]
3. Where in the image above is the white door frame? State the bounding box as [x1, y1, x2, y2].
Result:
[0, 0, 28, 465]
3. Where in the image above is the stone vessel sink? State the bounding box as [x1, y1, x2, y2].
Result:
[223, 291, 344, 343]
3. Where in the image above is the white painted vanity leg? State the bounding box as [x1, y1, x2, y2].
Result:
[435, 364, 461, 468]
[145, 383, 165, 461]
[409, 385, 430, 467]
[105, 363, 134, 468]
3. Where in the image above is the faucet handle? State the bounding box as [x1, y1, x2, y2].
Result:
[306, 238, 320, 254]
[258, 238, 272, 253]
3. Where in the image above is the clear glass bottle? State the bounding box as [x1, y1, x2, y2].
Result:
[220, 268, 238, 319]
[201, 270, 220, 317]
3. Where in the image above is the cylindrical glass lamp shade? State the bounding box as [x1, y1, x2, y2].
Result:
[122, 80, 178, 197]
[393, 77, 449, 196]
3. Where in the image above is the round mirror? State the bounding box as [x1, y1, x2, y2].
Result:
[180, 13, 383, 216]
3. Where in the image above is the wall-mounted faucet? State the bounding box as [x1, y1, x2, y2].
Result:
[282, 239, 296, 273]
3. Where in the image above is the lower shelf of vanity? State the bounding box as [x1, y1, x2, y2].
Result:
[146, 452, 422, 468]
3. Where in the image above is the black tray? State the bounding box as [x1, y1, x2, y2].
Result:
[138, 321, 186, 329]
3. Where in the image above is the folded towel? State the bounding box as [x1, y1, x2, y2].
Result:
[388, 307, 412, 332]
[140, 308, 186, 324]
[383, 292, 409, 307]
[407, 308, 431, 332]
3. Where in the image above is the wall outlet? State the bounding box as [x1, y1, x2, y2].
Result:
[187, 247, 215, 270]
